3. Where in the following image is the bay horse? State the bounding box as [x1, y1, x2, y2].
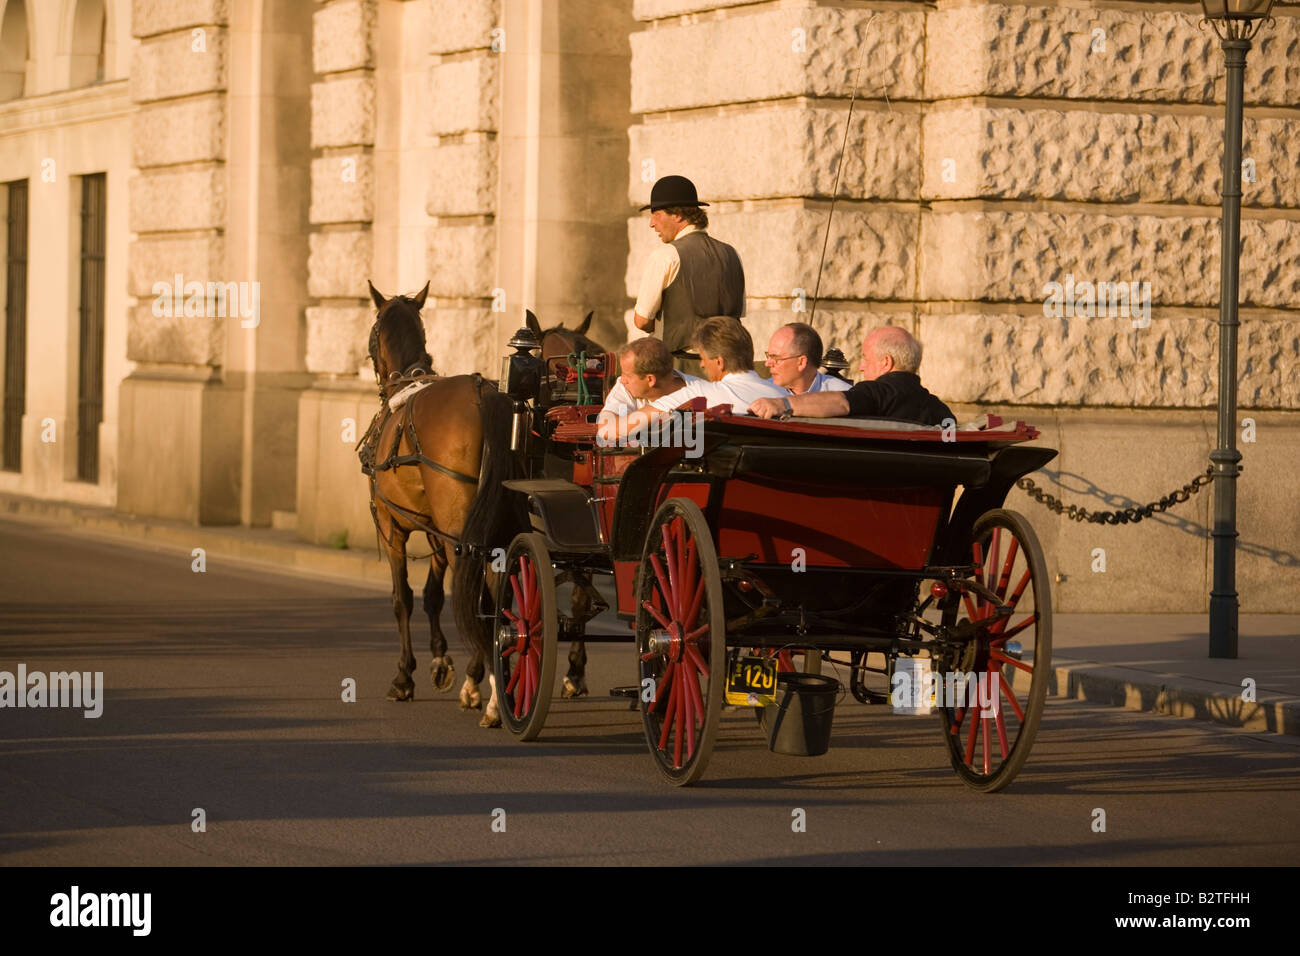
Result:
[361, 281, 607, 724]
[361, 281, 525, 726]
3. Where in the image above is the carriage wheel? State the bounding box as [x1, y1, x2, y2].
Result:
[936, 509, 1051, 792]
[636, 499, 726, 786]
[493, 533, 558, 741]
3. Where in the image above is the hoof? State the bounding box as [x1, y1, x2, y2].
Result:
[386, 683, 415, 702]
[479, 711, 501, 729]
[430, 656, 456, 693]
[458, 680, 483, 711]
[562, 676, 589, 699]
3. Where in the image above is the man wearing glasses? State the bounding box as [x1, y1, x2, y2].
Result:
[748, 326, 953, 426]
[763, 323, 852, 395]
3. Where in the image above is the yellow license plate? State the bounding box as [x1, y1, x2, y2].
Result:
[726, 656, 778, 707]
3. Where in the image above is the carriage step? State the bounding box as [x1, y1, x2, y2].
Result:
[609, 685, 640, 711]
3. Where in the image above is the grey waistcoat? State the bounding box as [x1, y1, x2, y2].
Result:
[657, 230, 746, 356]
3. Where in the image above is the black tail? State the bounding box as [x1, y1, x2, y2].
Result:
[452, 383, 528, 658]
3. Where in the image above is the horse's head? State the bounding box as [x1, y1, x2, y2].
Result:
[527, 309, 606, 363]
[368, 280, 434, 397]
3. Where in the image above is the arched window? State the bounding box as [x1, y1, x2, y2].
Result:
[70, 0, 106, 87]
[0, 0, 27, 102]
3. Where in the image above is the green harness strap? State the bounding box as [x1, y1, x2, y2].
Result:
[567, 350, 591, 405]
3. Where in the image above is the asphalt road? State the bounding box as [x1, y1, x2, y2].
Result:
[2, 516, 1298, 866]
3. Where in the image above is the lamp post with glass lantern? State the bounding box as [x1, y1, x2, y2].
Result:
[1198, 0, 1275, 658]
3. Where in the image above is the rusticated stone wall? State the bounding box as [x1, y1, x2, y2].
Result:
[306, 0, 377, 377]
[128, 0, 229, 367]
[627, 2, 926, 347]
[625, 0, 1299, 611]
[626, 0, 1300, 410]
[920, 2, 1300, 410]
[424, 0, 500, 374]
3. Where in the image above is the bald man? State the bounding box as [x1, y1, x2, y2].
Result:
[749, 326, 953, 425]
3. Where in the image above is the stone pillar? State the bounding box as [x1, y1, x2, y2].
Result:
[495, 0, 634, 351]
[427, 0, 633, 364]
[120, 0, 313, 527]
[297, 0, 380, 547]
[121, 0, 237, 524]
[426, 0, 501, 373]
[231, 0, 314, 527]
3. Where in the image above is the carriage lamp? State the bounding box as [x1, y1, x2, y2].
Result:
[822, 348, 851, 380]
[1200, 0, 1274, 659]
[502, 326, 543, 402]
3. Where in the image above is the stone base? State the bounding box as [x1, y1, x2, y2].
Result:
[117, 371, 242, 524]
[967, 406, 1300, 614]
[296, 383, 384, 552]
[117, 370, 309, 526]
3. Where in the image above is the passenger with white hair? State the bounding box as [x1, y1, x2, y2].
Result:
[748, 326, 953, 426]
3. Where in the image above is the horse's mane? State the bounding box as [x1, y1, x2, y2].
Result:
[372, 295, 433, 374]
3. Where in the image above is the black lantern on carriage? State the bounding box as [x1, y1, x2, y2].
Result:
[502, 326, 543, 402]
[822, 348, 851, 382]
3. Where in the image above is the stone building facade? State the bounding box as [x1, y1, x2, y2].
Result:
[0, 0, 1296, 611]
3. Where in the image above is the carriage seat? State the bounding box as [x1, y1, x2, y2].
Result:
[501, 478, 605, 552]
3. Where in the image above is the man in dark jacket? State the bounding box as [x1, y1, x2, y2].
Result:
[633, 175, 745, 376]
[748, 326, 953, 426]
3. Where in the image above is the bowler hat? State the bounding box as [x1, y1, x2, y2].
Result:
[641, 175, 710, 212]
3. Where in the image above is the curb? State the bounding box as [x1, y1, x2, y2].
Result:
[1050, 657, 1299, 737]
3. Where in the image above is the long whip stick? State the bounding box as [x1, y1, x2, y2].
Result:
[809, 17, 873, 326]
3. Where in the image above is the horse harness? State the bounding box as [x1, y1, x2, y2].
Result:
[358, 368, 485, 554]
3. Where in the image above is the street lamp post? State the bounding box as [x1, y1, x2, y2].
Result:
[1199, 0, 1275, 659]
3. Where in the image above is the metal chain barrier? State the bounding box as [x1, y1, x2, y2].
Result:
[1015, 466, 1221, 525]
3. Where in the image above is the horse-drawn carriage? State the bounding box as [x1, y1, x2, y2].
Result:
[486, 324, 1058, 789]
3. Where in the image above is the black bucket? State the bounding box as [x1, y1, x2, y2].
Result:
[760, 672, 839, 756]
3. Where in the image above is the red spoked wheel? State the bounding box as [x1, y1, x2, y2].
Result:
[636, 498, 726, 786]
[936, 509, 1051, 792]
[493, 533, 557, 741]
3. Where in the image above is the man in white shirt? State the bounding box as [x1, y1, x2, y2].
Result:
[609, 317, 786, 443]
[764, 322, 853, 395]
[632, 175, 745, 377]
[596, 338, 702, 443]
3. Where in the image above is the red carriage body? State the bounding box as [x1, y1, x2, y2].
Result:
[492, 353, 1056, 788]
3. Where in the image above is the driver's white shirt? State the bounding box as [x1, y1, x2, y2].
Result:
[650, 369, 786, 413]
[601, 371, 703, 417]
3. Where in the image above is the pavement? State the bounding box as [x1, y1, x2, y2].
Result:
[3, 490, 1297, 739]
